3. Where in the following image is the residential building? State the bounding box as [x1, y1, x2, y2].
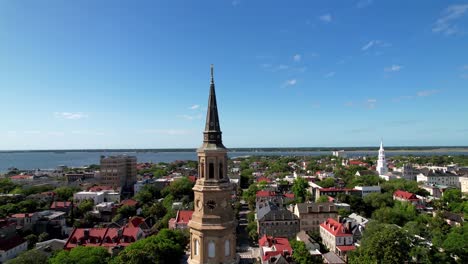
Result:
[73, 190, 120, 204]
[0, 236, 28, 263]
[256, 190, 295, 207]
[420, 184, 450, 198]
[441, 212, 464, 226]
[332, 150, 347, 158]
[354, 186, 381, 197]
[0, 219, 28, 263]
[9, 213, 38, 232]
[320, 218, 355, 261]
[293, 202, 338, 233]
[100, 155, 137, 190]
[34, 210, 68, 238]
[393, 190, 420, 205]
[459, 177, 468, 193]
[169, 210, 194, 230]
[315, 188, 360, 201]
[257, 202, 299, 239]
[64, 226, 145, 250]
[416, 170, 461, 187]
[66, 172, 95, 183]
[259, 235, 292, 264]
[50, 201, 73, 213]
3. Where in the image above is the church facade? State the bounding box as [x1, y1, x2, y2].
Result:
[187, 66, 237, 264]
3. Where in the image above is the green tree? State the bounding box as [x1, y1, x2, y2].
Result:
[6, 249, 48, 264]
[111, 229, 187, 264]
[349, 222, 411, 264]
[54, 186, 79, 201]
[117, 205, 137, 219]
[316, 195, 329, 203]
[290, 240, 320, 264]
[24, 234, 38, 249]
[38, 232, 49, 242]
[316, 177, 335, 188]
[292, 177, 309, 203]
[49, 246, 110, 264]
[77, 200, 94, 215]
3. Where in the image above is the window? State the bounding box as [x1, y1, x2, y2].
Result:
[219, 163, 224, 179]
[208, 241, 215, 258]
[194, 239, 199, 255]
[200, 162, 205, 178]
[209, 163, 214, 179]
[225, 240, 230, 256]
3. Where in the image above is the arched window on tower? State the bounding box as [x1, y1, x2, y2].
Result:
[219, 162, 224, 179]
[200, 162, 205, 178]
[224, 239, 230, 256]
[194, 239, 199, 256]
[209, 163, 214, 179]
[208, 241, 215, 258]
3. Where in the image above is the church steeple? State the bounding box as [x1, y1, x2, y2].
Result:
[203, 64, 224, 147]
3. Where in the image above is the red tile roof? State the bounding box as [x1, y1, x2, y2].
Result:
[10, 175, 33, 180]
[256, 190, 276, 197]
[88, 185, 114, 192]
[393, 190, 419, 201]
[336, 245, 356, 251]
[320, 218, 352, 237]
[50, 201, 72, 209]
[64, 226, 142, 249]
[284, 193, 295, 198]
[257, 177, 271, 183]
[187, 176, 197, 183]
[120, 199, 138, 207]
[175, 210, 193, 224]
[10, 213, 35, 219]
[349, 160, 367, 166]
[259, 235, 292, 261]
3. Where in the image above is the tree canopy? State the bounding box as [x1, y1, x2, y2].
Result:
[49, 246, 110, 264]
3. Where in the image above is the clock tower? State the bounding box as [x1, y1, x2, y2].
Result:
[188, 65, 237, 264]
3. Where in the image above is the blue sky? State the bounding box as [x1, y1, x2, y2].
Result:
[0, 0, 467, 149]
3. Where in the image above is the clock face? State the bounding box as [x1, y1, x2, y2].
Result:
[206, 200, 216, 210]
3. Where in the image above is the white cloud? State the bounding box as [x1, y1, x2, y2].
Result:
[141, 129, 191, 135]
[189, 104, 200, 110]
[384, 64, 403, 72]
[433, 4, 468, 35]
[283, 79, 297, 87]
[178, 114, 203, 120]
[366, 99, 377, 109]
[357, 0, 373, 8]
[54, 112, 87, 120]
[48, 131, 65, 136]
[361, 40, 391, 51]
[319, 14, 332, 23]
[24, 130, 41, 134]
[417, 89, 439, 97]
[325, 72, 336, 78]
[293, 54, 301, 62]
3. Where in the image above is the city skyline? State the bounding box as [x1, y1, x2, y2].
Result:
[1, 0, 468, 150]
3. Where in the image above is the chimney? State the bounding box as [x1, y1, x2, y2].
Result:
[84, 229, 90, 238]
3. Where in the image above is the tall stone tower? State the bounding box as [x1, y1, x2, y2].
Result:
[188, 65, 237, 264]
[376, 140, 388, 175]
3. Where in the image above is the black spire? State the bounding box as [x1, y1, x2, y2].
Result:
[203, 65, 223, 145]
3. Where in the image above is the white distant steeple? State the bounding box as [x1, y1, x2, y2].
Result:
[376, 139, 388, 175]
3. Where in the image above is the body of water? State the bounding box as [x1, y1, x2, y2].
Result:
[1, 150, 468, 172]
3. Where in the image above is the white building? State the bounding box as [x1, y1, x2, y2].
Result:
[320, 218, 355, 260]
[332, 150, 347, 158]
[376, 140, 388, 176]
[354, 186, 381, 197]
[0, 237, 28, 263]
[416, 171, 461, 188]
[460, 177, 468, 194]
[73, 190, 120, 204]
